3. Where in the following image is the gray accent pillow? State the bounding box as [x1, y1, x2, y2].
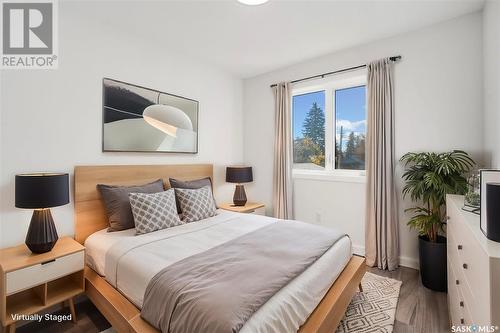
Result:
[169, 177, 216, 213]
[97, 179, 164, 232]
[129, 189, 182, 235]
[175, 186, 217, 223]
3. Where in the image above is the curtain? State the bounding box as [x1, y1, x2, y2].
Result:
[272, 82, 293, 219]
[365, 59, 399, 270]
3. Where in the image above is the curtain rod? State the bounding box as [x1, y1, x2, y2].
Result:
[269, 55, 402, 88]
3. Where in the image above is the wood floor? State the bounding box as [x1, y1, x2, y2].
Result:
[368, 266, 449, 332]
[14, 266, 449, 333]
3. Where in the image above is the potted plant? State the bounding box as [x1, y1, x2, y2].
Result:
[400, 150, 474, 291]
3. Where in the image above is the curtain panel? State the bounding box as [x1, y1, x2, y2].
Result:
[272, 82, 293, 219]
[365, 59, 399, 270]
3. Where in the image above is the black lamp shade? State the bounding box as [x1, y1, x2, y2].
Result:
[16, 173, 69, 209]
[226, 167, 253, 184]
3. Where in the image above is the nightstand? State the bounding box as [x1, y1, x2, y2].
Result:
[219, 202, 265, 215]
[0, 237, 85, 333]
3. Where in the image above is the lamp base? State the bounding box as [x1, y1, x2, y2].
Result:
[233, 184, 247, 206]
[26, 209, 59, 254]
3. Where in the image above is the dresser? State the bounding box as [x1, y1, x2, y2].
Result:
[446, 195, 500, 328]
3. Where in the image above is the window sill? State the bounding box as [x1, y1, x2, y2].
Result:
[292, 170, 366, 183]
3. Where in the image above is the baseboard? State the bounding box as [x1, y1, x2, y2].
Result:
[399, 256, 419, 270]
[352, 244, 365, 256]
[352, 244, 419, 270]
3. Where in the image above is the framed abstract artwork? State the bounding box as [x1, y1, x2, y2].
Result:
[102, 78, 198, 153]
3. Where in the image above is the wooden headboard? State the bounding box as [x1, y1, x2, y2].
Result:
[74, 164, 213, 244]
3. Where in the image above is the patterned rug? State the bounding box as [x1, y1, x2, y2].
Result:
[336, 272, 402, 333]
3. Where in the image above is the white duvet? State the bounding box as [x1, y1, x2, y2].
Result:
[85, 210, 352, 333]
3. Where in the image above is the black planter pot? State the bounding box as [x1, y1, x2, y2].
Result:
[418, 235, 447, 292]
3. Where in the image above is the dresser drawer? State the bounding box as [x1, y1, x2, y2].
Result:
[448, 229, 485, 319]
[455, 275, 473, 326]
[448, 261, 462, 327]
[449, 262, 475, 326]
[5, 251, 84, 295]
[448, 218, 490, 311]
[447, 227, 460, 272]
[462, 299, 474, 327]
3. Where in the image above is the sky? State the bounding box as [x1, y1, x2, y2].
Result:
[293, 86, 366, 150]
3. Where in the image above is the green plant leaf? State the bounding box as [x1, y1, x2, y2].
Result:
[400, 150, 475, 241]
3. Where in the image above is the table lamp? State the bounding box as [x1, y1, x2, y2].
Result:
[226, 166, 253, 206]
[15, 173, 69, 253]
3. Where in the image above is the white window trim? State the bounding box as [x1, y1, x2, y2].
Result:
[291, 70, 367, 182]
[293, 169, 366, 183]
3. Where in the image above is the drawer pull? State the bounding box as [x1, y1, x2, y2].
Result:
[458, 245, 463, 250]
[456, 279, 459, 285]
[460, 301, 464, 307]
[461, 319, 465, 325]
[463, 263, 468, 269]
[446, 216, 450, 220]
[41, 259, 56, 265]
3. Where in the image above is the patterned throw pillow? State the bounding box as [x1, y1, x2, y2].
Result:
[175, 186, 217, 223]
[129, 189, 182, 235]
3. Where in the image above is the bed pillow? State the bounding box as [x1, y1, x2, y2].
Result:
[129, 189, 182, 235]
[97, 179, 164, 232]
[169, 177, 216, 213]
[175, 186, 217, 223]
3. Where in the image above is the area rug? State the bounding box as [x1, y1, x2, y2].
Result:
[336, 272, 402, 333]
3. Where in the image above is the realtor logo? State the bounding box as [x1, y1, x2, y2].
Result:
[1, 0, 58, 69]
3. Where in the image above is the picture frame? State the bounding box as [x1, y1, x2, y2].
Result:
[102, 78, 199, 153]
[480, 169, 500, 236]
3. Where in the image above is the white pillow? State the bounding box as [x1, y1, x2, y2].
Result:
[129, 189, 182, 235]
[175, 186, 217, 223]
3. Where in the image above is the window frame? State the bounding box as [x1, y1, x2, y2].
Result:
[291, 71, 367, 181]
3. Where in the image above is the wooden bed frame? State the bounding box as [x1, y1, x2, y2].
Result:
[74, 164, 366, 333]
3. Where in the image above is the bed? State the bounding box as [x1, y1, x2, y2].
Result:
[75, 164, 366, 333]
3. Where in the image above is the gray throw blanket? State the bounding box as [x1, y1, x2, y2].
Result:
[141, 220, 346, 333]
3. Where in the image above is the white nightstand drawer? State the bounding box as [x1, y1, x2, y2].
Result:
[6, 251, 84, 295]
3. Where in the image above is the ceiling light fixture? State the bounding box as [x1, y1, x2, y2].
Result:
[237, 0, 269, 5]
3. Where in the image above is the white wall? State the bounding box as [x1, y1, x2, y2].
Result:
[243, 12, 484, 268]
[0, 71, 3, 244]
[483, 0, 500, 168]
[0, 2, 244, 248]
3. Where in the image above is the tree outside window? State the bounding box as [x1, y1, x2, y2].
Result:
[292, 92, 325, 169]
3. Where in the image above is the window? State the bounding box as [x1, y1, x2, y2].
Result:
[292, 73, 366, 176]
[292, 91, 325, 170]
[335, 86, 366, 170]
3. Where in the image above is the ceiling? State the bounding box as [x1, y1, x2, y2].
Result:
[77, 0, 484, 78]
